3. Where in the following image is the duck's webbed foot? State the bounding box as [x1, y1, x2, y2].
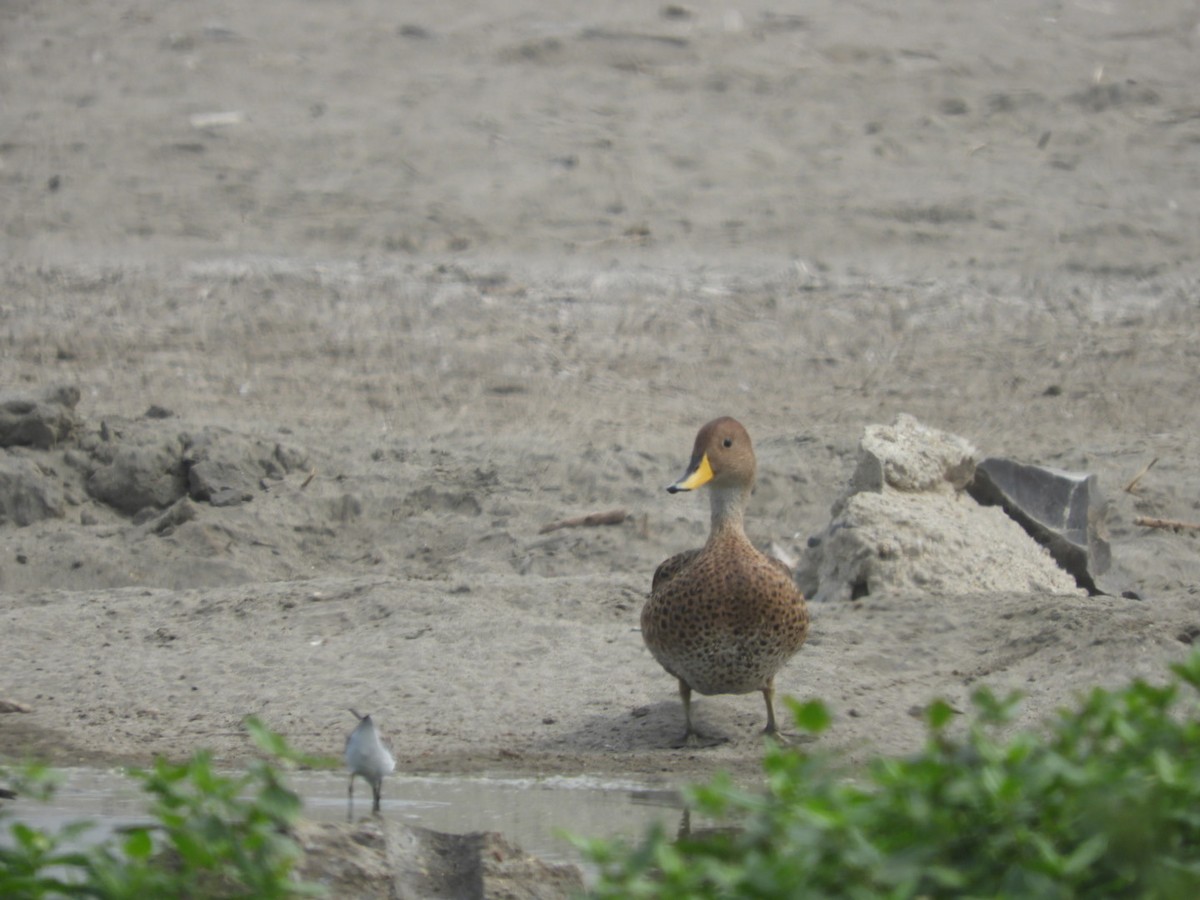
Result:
[670, 679, 728, 748]
[761, 682, 815, 745]
[672, 729, 729, 749]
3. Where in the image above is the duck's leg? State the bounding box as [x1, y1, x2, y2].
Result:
[673, 679, 726, 747]
[347, 774, 356, 822]
[762, 678, 799, 744]
[677, 678, 694, 744]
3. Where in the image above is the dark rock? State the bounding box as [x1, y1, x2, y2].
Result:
[968, 457, 1112, 594]
[0, 456, 65, 526]
[187, 458, 256, 504]
[0, 386, 81, 449]
[183, 429, 308, 504]
[86, 433, 188, 515]
[80, 419, 308, 515]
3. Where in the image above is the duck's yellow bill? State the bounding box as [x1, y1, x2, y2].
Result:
[668, 453, 714, 493]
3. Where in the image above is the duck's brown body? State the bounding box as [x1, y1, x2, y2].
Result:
[642, 417, 809, 742]
[644, 534, 807, 697]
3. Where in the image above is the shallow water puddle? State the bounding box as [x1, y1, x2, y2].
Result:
[4, 768, 681, 867]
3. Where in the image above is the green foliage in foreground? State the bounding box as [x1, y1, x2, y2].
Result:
[0, 718, 324, 900]
[578, 653, 1200, 899]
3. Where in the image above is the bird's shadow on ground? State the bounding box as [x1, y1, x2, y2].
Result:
[543, 699, 803, 756]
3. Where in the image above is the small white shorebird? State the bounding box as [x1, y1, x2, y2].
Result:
[344, 709, 395, 819]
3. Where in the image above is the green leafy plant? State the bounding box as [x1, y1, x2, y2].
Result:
[0, 763, 96, 900]
[0, 717, 325, 899]
[578, 652, 1200, 899]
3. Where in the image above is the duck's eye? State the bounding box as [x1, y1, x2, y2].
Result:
[722, 437, 733, 448]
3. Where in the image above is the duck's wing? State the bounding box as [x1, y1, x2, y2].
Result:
[765, 554, 796, 580]
[651, 548, 702, 593]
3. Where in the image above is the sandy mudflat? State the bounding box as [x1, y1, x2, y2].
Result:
[2, 0, 1200, 798]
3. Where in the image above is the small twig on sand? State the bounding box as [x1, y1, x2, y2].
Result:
[1134, 515, 1200, 533]
[301, 468, 317, 489]
[539, 508, 627, 534]
[1124, 457, 1158, 493]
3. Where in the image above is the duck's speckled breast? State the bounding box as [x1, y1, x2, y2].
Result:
[642, 533, 809, 696]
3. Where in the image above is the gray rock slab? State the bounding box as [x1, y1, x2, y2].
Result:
[968, 457, 1112, 595]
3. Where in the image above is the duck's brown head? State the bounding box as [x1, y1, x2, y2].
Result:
[667, 417, 756, 494]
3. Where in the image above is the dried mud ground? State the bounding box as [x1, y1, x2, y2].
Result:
[3, 0, 1200, 804]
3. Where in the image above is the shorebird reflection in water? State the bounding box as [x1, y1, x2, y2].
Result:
[345, 709, 395, 819]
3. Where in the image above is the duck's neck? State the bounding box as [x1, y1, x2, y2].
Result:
[707, 484, 750, 539]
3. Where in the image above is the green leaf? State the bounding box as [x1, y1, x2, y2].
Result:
[256, 783, 303, 824]
[926, 698, 956, 730]
[788, 698, 832, 734]
[123, 827, 154, 860]
[1062, 833, 1108, 876]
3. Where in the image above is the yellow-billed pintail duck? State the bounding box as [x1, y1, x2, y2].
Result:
[641, 417, 809, 745]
